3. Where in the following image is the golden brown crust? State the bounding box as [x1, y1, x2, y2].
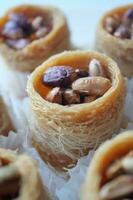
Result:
[81, 131, 133, 200]
[27, 50, 126, 171]
[95, 4, 133, 77]
[0, 96, 14, 136]
[0, 4, 71, 72]
[0, 148, 51, 200]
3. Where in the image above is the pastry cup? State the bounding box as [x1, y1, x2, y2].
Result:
[0, 4, 70, 72]
[95, 4, 133, 77]
[0, 148, 51, 200]
[0, 95, 14, 136]
[27, 50, 125, 172]
[81, 131, 133, 200]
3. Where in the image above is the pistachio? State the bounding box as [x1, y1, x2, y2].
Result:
[63, 89, 80, 105]
[100, 175, 133, 200]
[83, 95, 97, 103]
[46, 87, 62, 104]
[72, 77, 111, 96]
[89, 59, 105, 77]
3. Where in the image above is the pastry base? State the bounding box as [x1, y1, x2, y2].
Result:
[95, 4, 133, 77]
[0, 96, 14, 136]
[0, 5, 71, 72]
[81, 131, 133, 200]
[27, 50, 126, 172]
[0, 148, 52, 200]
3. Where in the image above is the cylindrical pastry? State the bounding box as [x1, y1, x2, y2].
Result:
[95, 4, 133, 77]
[0, 148, 51, 200]
[0, 95, 14, 136]
[27, 50, 125, 172]
[0, 4, 70, 72]
[81, 131, 133, 200]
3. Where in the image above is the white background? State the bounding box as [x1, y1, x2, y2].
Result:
[0, 0, 132, 48]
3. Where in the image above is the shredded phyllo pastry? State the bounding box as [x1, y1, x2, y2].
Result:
[81, 131, 133, 200]
[0, 148, 51, 200]
[27, 50, 125, 172]
[0, 95, 14, 136]
[0, 5, 71, 72]
[96, 4, 133, 77]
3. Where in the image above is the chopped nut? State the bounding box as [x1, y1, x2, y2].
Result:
[36, 27, 49, 38]
[43, 66, 78, 87]
[100, 175, 133, 200]
[2, 21, 24, 39]
[89, 59, 105, 77]
[83, 96, 96, 103]
[114, 25, 131, 39]
[63, 89, 80, 105]
[32, 16, 44, 30]
[122, 157, 133, 174]
[72, 77, 111, 96]
[123, 8, 133, 26]
[46, 87, 62, 104]
[6, 38, 29, 49]
[105, 16, 120, 34]
[106, 160, 123, 180]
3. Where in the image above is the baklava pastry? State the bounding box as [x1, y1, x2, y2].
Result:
[81, 131, 133, 200]
[0, 95, 14, 136]
[0, 148, 51, 200]
[95, 4, 133, 77]
[0, 4, 70, 72]
[27, 50, 125, 172]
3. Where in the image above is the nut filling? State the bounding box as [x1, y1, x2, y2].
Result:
[1, 13, 51, 49]
[42, 59, 111, 105]
[100, 150, 133, 200]
[105, 8, 133, 39]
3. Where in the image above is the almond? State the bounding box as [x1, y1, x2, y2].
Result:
[72, 77, 111, 96]
[89, 59, 105, 77]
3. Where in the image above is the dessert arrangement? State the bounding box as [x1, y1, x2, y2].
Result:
[0, 2, 132, 200]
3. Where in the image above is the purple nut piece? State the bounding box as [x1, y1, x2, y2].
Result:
[2, 21, 24, 39]
[9, 13, 34, 36]
[6, 38, 29, 49]
[42, 66, 78, 87]
[123, 8, 133, 21]
[114, 25, 131, 39]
